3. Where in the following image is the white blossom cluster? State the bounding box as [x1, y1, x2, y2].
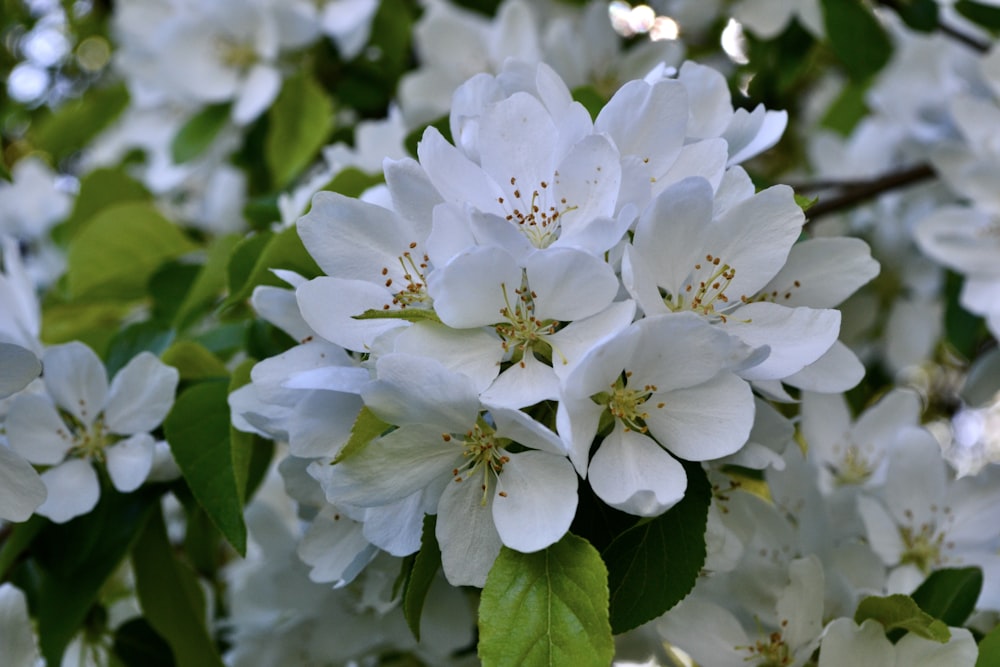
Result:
[229, 57, 876, 588]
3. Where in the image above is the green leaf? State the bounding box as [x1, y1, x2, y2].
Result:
[224, 226, 321, 309]
[894, 0, 939, 31]
[955, 0, 1000, 28]
[161, 341, 229, 380]
[571, 86, 606, 121]
[602, 461, 711, 634]
[163, 381, 247, 555]
[66, 202, 197, 302]
[60, 168, 150, 240]
[820, 81, 869, 137]
[820, 0, 892, 81]
[104, 321, 175, 377]
[977, 623, 1000, 666]
[332, 406, 392, 464]
[266, 72, 334, 188]
[174, 234, 243, 330]
[40, 300, 132, 352]
[911, 567, 982, 627]
[33, 485, 160, 664]
[944, 270, 987, 360]
[405, 115, 451, 159]
[30, 84, 129, 160]
[794, 193, 819, 212]
[353, 308, 442, 324]
[319, 167, 385, 199]
[112, 618, 176, 667]
[171, 104, 230, 164]
[854, 594, 951, 642]
[132, 507, 225, 667]
[403, 515, 442, 641]
[0, 515, 44, 579]
[479, 533, 614, 667]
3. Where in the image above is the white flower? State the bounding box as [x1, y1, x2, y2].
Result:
[0, 343, 46, 523]
[819, 618, 977, 667]
[558, 313, 756, 516]
[947, 391, 1000, 476]
[856, 431, 1000, 609]
[622, 175, 845, 384]
[0, 156, 71, 240]
[731, 0, 823, 39]
[320, 353, 577, 587]
[800, 388, 923, 493]
[6, 342, 179, 523]
[658, 556, 826, 667]
[915, 205, 1000, 338]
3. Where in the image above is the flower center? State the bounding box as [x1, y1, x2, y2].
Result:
[831, 444, 877, 486]
[597, 371, 665, 434]
[216, 36, 257, 70]
[899, 522, 945, 573]
[664, 254, 737, 322]
[445, 422, 510, 504]
[497, 176, 577, 249]
[738, 628, 792, 666]
[379, 241, 432, 310]
[56, 412, 112, 462]
[494, 276, 563, 365]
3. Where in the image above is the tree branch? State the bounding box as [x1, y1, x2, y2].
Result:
[802, 163, 936, 223]
[876, 0, 990, 54]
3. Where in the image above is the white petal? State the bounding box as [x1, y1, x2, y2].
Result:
[589, 425, 687, 516]
[478, 92, 558, 194]
[657, 597, 749, 667]
[782, 340, 866, 392]
[42, 341, 108, 427]
[5, 393, 74, 464]
[323, 425, 457, 506]
[232, 63, 281, 125]
[0, 445, 46, 522]
[0, 343, 40, 399]
[596, 79, 686, 177]
[391, 321, 503, 393]
[288, 391, 364, 458]
[427, 246, 521, 328]
[418, 127, 504, 213]
[298, 191, 430, 283]
[493, 450, 577, 552]
[894, 628, 978, 667]
[296, 276, 409, 351]
[361, 493, 425, 556]
[546, 300, 637, 379]
[298, 506, 376, 584]
[818, 618, 894, 667]
[728, 303, 841, 381]
[362, 353, 479, 431]
[251, 284, 313, 342]
[437, 472, 502, 587]
[645, 372, 755, 461]
[36, 458, 100, 523]
[105, 433, 155, 492]
[550, 135, 622, 244]
[801, 391, 852, 454]
[480, 353, 559, 409]
[524, 248, 618, 322]
[0, 584, 42, 667]
[105, 352, 179, 434]
[490, 406, 566, 455]
[761, 237, 880, 308]
[856, 495, 904, 565]
[775, 556, 824, 650]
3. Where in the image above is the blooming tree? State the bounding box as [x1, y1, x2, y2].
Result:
[1, 0, 1000, 665]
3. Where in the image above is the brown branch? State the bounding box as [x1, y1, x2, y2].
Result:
[803, 163, 936, 223]
[876, 0, 990, 54]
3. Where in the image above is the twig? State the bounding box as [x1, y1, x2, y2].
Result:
[803, 163, 936, 222]
[876, 0, 990, 54]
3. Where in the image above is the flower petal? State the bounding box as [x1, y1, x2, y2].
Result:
[589, 425, 687, 517]
[36, 458, 100, 523]
[105, 352, 179, 434]
[493, 450, 577, 552]
[0, 445, 46, 522]
[106, 433, 155, 492]
[5, 393, 73, 465]
[0, 343, 40, 399]
[437, 472, 502, 587]
[42, 341, 108, 427]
